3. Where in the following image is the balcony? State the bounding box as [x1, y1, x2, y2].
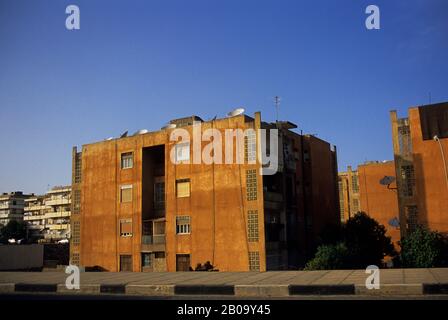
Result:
[142, 219, 166, 252]
[45, 198, 70, 206]
[45, 211, 71, 219]
[47, 224, 69, 230]
[24, 214, 45, 221]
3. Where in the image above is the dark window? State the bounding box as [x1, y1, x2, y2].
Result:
[176, 254, 190, 271]
[141, 253, 151, 267]
[120, 255, 132, 272]
[155, 252, 165, 259]
[400, 165, 415, 197]
[246, 169, 257, 201]
[154, 182, 165, 209]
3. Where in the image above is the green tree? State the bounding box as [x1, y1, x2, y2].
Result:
[0, 220, 27, 244]
[304, 243, 351, 270]
[306, 212, 396, 270]
[344, 212, 396, 268]
[400, 226, 448, 268]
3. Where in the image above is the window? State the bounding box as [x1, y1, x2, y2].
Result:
[248, 251, 260, 271]
[175, 142, 190, 162]
[141, 253, 151, 267]
[120, 219, 132, 237]
[71, 253, 80, 266]
[244, 130, 256, 163]
[121, 152, 133, 169]
[351, 175, 359, 193]
[176, 179, 190, 198]
[351, 199, 359, 214]
[246, 169, 257, 201]
[120, 255, 132, 272]
[155, 252, 165, 259]
[120, 185, 133, 203]
[73, 189, 81, 214]
[400, 165, 415, 197]
[74, 152, 82, 183]
[154, 182, 165, 209]
[72, 221, 80, 245]
[176, 216, 191, 234]
[405, 205, 418, 233]
[247, 210, 259, 242]
[176, 254, 190, 271]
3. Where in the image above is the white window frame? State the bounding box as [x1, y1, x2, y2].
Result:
[121, 152, 133, 169]
[176, 216, 191, 235]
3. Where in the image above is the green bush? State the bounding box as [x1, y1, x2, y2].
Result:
[400, 226, 448, 268]
[304, 243, 351, 270]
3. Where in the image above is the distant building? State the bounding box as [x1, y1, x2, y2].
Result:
[390, 102, 448, 237]
[338, 161, 400, 247]
[0, 191, 31, 226]
[338, 166, 360, 222]
[70, 111, 339, 272]
[23, 186, 71, 243]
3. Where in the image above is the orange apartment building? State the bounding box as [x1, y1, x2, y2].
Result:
[70, 111, 339, 272]
[391, 102, 448, 237]
[338, 161, 400, 246]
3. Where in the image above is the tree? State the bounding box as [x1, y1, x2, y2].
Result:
[304, 243, 351, 270]
[400, 226, 448, 268]
[344, 212, 396, 268]
[306, 212, 396, 270]
[0, 220, 27, 244]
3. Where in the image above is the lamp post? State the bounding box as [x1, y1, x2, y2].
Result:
[433, 135, 448, 194]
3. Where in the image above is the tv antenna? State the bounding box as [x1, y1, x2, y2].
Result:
[274, 96, 281, 123]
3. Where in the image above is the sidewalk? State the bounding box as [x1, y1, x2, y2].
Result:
[1, 268, 447, 297]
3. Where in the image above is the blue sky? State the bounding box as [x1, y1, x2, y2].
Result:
[0, 0, 447, 194]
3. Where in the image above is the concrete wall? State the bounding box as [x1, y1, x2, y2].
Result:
[0, 244, 43, 271]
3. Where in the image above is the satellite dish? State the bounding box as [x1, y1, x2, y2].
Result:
[106, 137, 114, 141]
[161, 123, 177, 130]
[134, 129, 149, 135]
[227, 107, 245, 117]
[120, 130, 128, 138]
[380, 176, 396, 186]
[388, 217, 400, 228]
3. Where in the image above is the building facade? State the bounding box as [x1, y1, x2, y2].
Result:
[338, 166, 360, 222]
[0, 192, 31, 226]
[23, 186, 71, 243]
[71, 112, 339, 272]
[338, 161, 400, 247]
[391, 102, 448, 237]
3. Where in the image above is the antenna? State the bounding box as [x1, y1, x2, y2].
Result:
[274, 96, 280, 123]
[429, 92, 432, 104]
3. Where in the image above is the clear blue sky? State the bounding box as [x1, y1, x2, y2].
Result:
[1, 0, 447, 194]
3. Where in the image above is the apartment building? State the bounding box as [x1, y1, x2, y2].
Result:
[70, 111, 339, 272]
[338, 166, 360, 222]
[338, 161, 400, 246]
[23, 186, 71, 243]
[0, 192, 31, 226]
[390, 102, 448, 237]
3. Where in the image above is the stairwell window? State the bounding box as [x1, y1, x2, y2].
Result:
[120, 185, 133, 203]
[176, 216, 191, 234]
[120, 219, 132, 237]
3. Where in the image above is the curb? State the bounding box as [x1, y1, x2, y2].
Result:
[289, 284, 355, 295]
[3, 282, 448, 297]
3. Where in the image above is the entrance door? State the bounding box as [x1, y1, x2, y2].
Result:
[176, 254, 190, 271]
[120, 255, 132, 272]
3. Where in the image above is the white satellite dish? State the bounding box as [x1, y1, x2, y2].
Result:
[227, 107, 245, 117]
[134, 129, 149, 135]
[106, 137, 114, 141]
[161, 123, 177, 130]
[380, 176, 396, 186]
